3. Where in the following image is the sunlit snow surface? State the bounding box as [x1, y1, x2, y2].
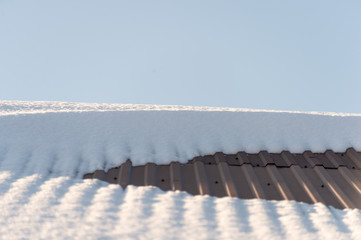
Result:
[0, 100, 361, 240]
[1, 100, 361, 176]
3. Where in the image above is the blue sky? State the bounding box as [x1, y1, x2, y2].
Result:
[1, 0, 360, 113]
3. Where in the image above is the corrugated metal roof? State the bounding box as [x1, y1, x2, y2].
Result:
[84, 148, 361, 209]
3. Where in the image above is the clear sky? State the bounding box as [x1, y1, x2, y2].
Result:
[1, 0, 360, 113]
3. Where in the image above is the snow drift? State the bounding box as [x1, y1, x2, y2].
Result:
[0, 100, 360, 178]
[1, 101, 361, 240]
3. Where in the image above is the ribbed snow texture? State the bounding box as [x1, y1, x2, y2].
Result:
[1, 101, 361, 239]
[0, 174, 360, 240]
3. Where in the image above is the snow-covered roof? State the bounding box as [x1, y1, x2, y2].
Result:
[1, 100, 361, 239]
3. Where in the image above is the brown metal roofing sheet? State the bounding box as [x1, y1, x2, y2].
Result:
[224, 154, 240, 166]
[170, 162, 182, 191]
[156, 165, 171, 191]
[259, 151, 276, 166]
[279, 167, 314, 204]
[293, 154, 312, 169]
[337, 153, 358, 169]
[271, 153, 290, 167]
[119, 160, 131, 188]
[130, 166, 144, 186]
[280, 151, 297, 166]
[203, 164, 225, 197]
[194, 161, 211, 195]
[103, 167, 119, 184]
[247, 154, 264, 167]
[228, 166, 254, 199]
[236, 152, 251, 165]
[336, 167, 361, 196]
[325, 150, 346, 168]
[266, 165, 295, 201]
[240, 164, 266, 199]
[253, 167, 283, 200]
[289, 165, 324, 204]
[314, 166, 355, 208]
[328, 168, 361, 208]
[348, 169, 361, 193]
[215, 153, 239, 197]
[181, 164, 198, 195]
[84, 148, 361, 210]
[347, 148, 361, 169]
[218, 162, 239, 197]
[300, 167, 343, 209]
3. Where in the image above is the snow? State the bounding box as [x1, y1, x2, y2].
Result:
[0, 177, 360, 240]
[0, 100, 360, 178]
[0, 100, 361, 239]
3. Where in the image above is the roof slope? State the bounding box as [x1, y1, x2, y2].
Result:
[1, 100, 361, 239]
